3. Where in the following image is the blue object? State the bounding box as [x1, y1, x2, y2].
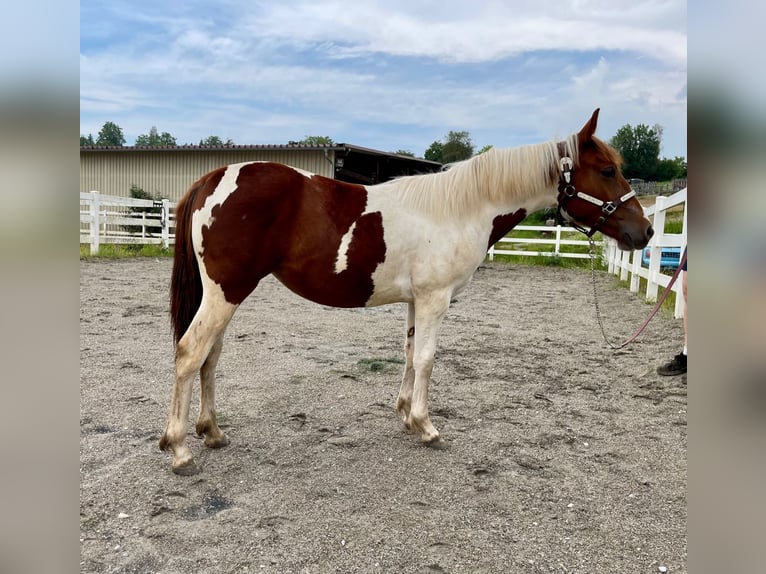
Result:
[641, 246, 681, 269]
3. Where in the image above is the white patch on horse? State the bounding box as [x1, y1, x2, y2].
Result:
[334, 222, 357, 273]
[287, 165, 315, 178]
[192, 163, 245, 256]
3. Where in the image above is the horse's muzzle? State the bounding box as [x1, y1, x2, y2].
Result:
[620, 223, 653, 251]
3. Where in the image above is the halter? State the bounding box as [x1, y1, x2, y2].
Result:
[555, 155, 636, 238]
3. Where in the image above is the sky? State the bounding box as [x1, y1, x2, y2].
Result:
[80, 1, 687, 159]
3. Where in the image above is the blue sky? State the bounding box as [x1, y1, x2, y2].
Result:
[80, 1, 687, 159]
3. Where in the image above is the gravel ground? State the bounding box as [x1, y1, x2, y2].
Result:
[80, 257, 686, 573]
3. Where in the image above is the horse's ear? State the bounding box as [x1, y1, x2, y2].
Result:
[577, 108, 600, 144]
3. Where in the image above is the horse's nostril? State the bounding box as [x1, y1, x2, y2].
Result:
[646, 225, 655, 239]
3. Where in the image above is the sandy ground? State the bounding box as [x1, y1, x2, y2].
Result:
[80, 258, 686, 573]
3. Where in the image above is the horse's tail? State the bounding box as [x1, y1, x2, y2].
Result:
[170, 178, 205, 345]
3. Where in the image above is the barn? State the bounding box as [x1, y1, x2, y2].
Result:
[80, 144, 442, 201]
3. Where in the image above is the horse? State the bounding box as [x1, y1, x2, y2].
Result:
[159, 109, 653, 475]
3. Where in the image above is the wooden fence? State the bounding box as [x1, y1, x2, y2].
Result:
[487, 224, 600, 260]
[603, 187, 687, 318]
[80, 190, 687, 320]
[80, 191, 175, 255]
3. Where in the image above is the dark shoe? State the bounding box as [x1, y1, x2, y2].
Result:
[657, 352, 687, 376]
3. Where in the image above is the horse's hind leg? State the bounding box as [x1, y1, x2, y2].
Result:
[396, 302, 415, 423]
[160, 293, 237, 475]
[195, 334, 230, 448]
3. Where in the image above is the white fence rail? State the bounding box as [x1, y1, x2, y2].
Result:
[603, 187, 687, 318]
[487, 224, 600, 260]
[80, 191, 176, 255]
[80, 190, 687, 319]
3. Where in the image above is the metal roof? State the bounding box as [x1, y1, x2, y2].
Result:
[79, 143, 441, 166]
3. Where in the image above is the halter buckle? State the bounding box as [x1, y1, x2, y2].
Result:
[559, 157, 573, 183]
[602, 202, 617, 214]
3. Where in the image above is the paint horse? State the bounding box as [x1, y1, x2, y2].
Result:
[160, 109, 653, 475]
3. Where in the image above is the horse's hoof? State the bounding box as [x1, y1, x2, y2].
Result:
[172, 459, 201, 476]
[204, 434, 230, 449]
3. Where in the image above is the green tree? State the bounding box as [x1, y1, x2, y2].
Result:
[609, 123, 661, 180]
[80, 134, 95, 146]
[297, 135, 335, 146]
[392, 149, 415, 157]
[424, 141, 444, 163]
[95, 121, 126, 146]
[424, 131, 474, 164]
[135, 126, 177, 146]
[655, 156, 687, 181]
[442, 131, 474, 163]
[199, 135, 233, 146]
[476, 144, 494, 155]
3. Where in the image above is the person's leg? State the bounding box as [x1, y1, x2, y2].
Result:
[682, 269, 687, 355]
[657, 263, 687, 376]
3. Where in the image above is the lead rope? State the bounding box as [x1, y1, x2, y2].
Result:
[587, 239, 687, 350]
[587, 238, 627, 349]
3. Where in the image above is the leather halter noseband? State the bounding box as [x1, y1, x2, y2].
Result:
[555, 155, 636, 238]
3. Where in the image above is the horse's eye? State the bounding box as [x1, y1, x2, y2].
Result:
[601, 167, 616, 178]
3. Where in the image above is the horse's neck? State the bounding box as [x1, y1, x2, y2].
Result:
[470, 144, 560, 216]
[388, 138, 566, 222]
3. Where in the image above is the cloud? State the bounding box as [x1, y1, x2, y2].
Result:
[250, 1, 686, 65]
[80, 1, 687, 157]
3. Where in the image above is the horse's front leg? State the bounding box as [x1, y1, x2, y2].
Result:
[406, 291, 450, 445]
[395, 302, 415, 422]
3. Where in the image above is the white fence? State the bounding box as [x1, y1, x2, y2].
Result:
[603, 187, 687, 318]
[80, 190, 687, 320]
[80, 191, 176, 255]
[487, 224, 600, 260]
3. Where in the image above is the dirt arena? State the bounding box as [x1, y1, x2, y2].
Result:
[80, 257, 686, 573]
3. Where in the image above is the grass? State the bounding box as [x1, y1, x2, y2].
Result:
[357, 357, 404, 373]
[80, 243, 173, 259]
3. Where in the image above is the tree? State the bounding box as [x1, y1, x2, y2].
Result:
[135, 126, 177, 146]
[296, 135, 334, 146]
[424, 131, 474, 164]
[442, 131, 474, 163]
[95, 121, 126, 146]
[655, 156, 687, 181]
[80, 134, 95, 146]
[199, 135, 234, 146]
[609, 123, 661, 180]
[476, 144, 494, 155]
[392, 149, 415, 157]
[424, 141, 444, 163]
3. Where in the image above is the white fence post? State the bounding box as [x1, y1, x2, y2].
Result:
[646, 196, 666, 302]
[161, 199, 170, 250]
[90, 190, 100, 255]
[602, 187, 687, 319]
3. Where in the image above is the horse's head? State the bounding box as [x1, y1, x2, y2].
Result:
[557, 109, 654, 250]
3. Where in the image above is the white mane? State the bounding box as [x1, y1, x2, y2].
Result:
[378, 134, 579, 219]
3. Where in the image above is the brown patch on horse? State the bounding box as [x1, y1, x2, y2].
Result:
[487, 209, 527, 249]
[198, 163, 386, 307]
[277, 209, 386, 307]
